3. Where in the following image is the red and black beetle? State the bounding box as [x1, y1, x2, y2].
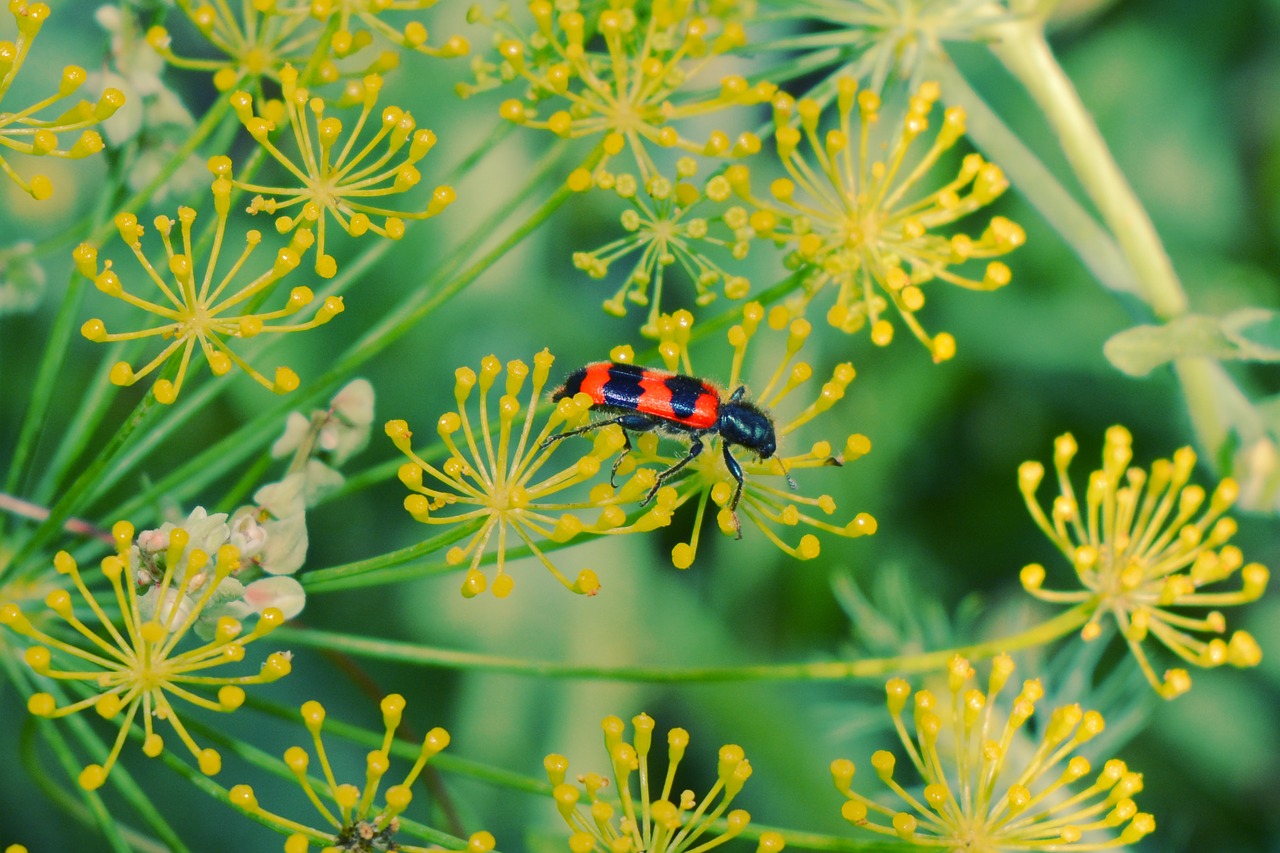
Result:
[542, 361, 791, 535]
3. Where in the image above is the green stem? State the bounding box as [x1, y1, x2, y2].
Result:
[273, 603, 1091, 681]
[2, 240, 105, 524]
[0, 656, 132, 852]
[986, 19, 1187, 319]
[3, 388, 161, 580]
[300, 522, 483, 591]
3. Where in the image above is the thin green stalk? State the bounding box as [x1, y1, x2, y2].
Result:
[4, 386, 162, 580]
[272, 603, 1092, 681]
[300, 522, 483, 591]
[986, 19, 1186, 319]
[1, 274, 84, 507]
[34, 342, 126, 507]
[0, 656, 131, 853]
[2, 240, 108, 522]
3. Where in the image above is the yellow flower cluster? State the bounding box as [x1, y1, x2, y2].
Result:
[387, 350, 671, 598]
[213, 64, 456, 278]
[0, 521, 291, 790]
[147, 0, 469, 92]
[546, 712, 784, 853]
[78, 176, 343, 404]
[1019, 426, 1267, 697]
[572, 158, 753, 335]
[229, 694, 493, 853]
[471, 0, 770, 184]
[833, 655, 1155, 851]
[0, 1, 124, 199]
[728, 78, 1023, 361]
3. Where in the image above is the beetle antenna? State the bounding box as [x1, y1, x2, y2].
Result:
[777, 456, 797, 491]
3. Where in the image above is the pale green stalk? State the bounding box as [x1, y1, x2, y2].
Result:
[272, 603, 1091, 682]
[985, 17, 1185, 317]
[926, 58, 1138, 298]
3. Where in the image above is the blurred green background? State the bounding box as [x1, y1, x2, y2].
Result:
[1, 0, 1278, 850]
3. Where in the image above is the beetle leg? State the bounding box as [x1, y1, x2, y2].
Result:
[609, 431, 632, 487]
[640, 435, 704, 506]
[542, 413, 659, 488]
[722, 442, 745, 540]
[605, 413, 659, 487]
[540, 412, 653, 448]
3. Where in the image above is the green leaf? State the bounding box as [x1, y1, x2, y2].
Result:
[1104, 310, 1280, 376]
[0, 241, 46, 315]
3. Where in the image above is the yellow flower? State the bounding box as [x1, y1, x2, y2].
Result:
[545, 712, 784, 853]
[285, 0, 471, 61]
[470, 0, 771, 184]
[212, 64, 456, 278]
[573, 158, 753, 335]
[1018, 426, 1268, 698]
[727, 78, 1024, 362]
[0, 521, 292, 790]
[560, 304, 874, 569]
[387, 350, 668, 598]
[229, 694, 494, 853]
[77, 176, 343, 404]
[146, 0, 345, 92]
[832, 654, 1156, 852]
[0, 1, 125, 199]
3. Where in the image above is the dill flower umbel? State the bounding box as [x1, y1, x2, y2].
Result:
[78, 176, 343, 404]
[388, 350, 666, 598]
[832, 654, 1155, 851]
[0, 521, 292, 790]
[468, 0, 771, 184]
[0, 1, 125, 199]
[569, 304, 874, 568]
[545, 712, 785, 853]
[1018, 426, 1268, 698]
[727, 78, 1024, 361]
[229, 694, 494, 853]
[145, 0, 341, 92]
[213, 64, 456, 278]
[572, 158, 753, 335]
